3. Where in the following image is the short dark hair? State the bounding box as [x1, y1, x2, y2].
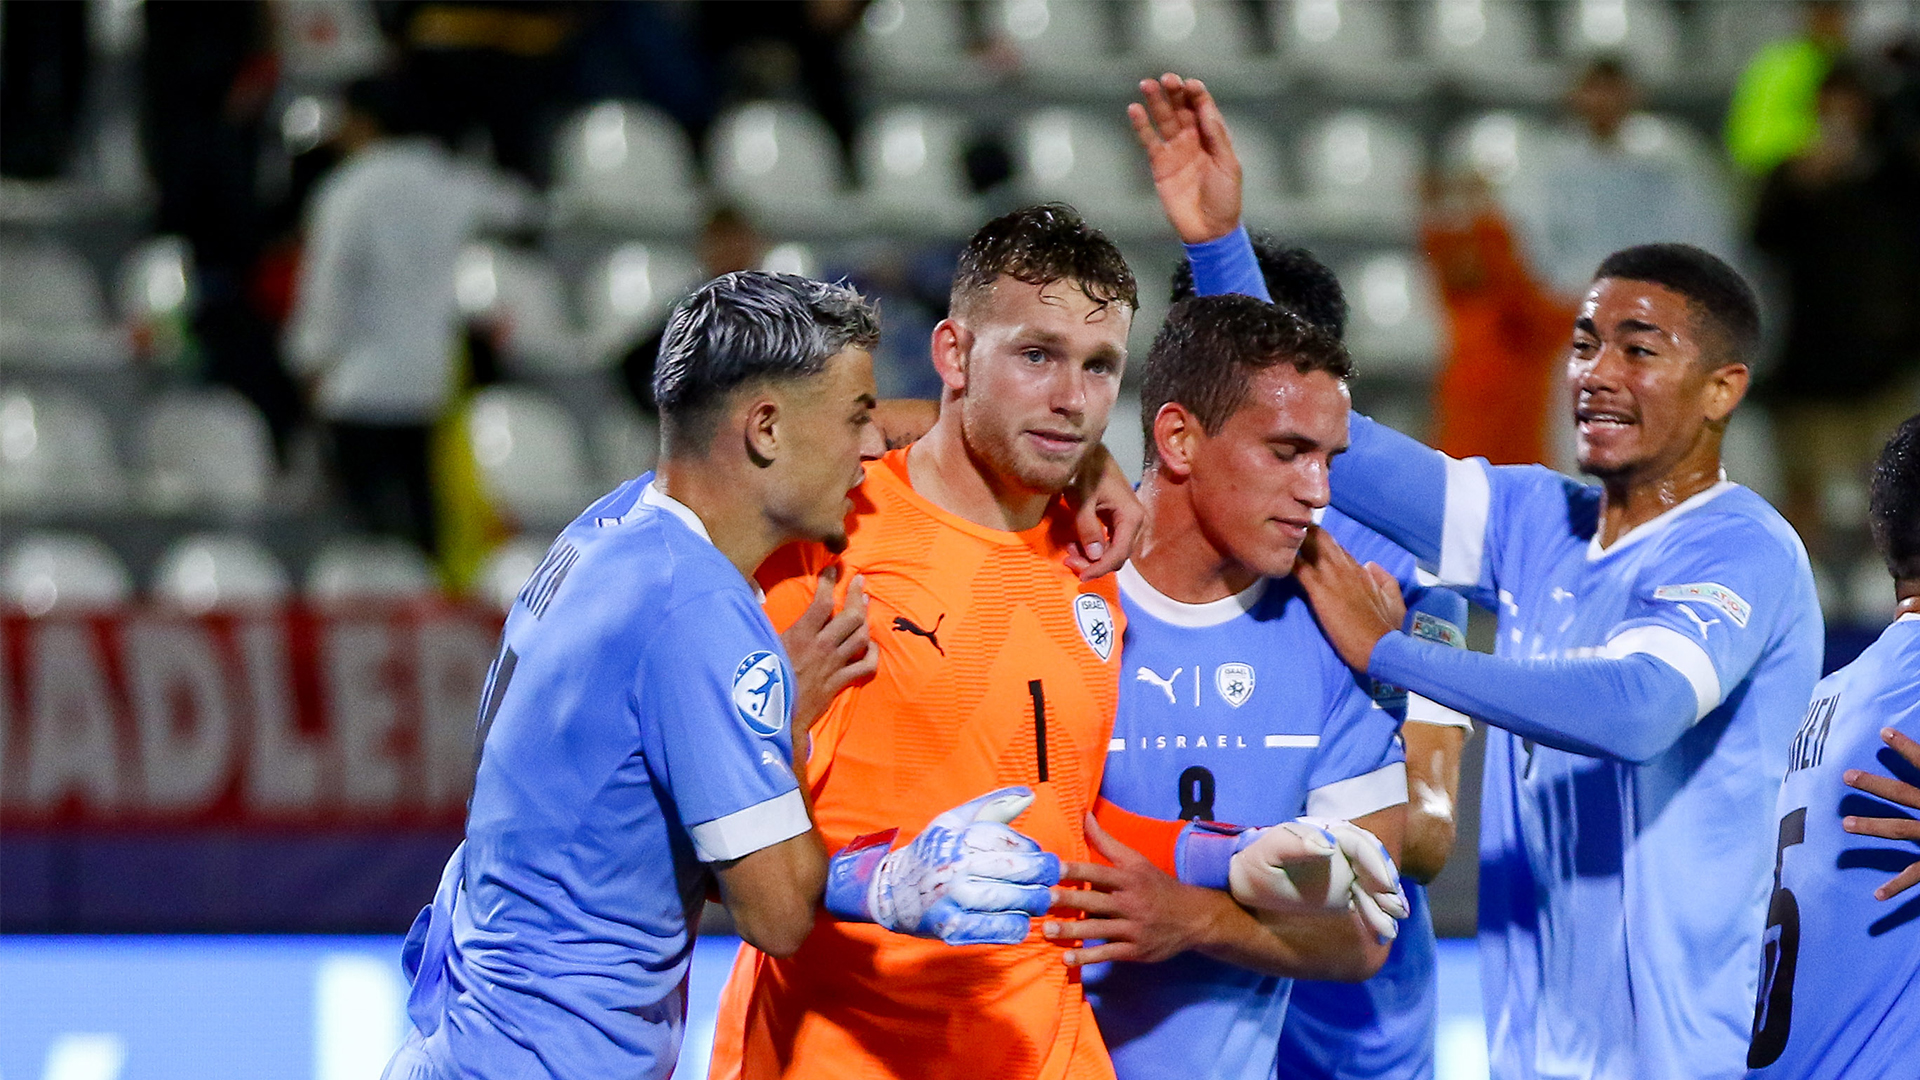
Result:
[1871, 413, 1920, 580]
[1593, 244, 1761, 366]
[950, 204, 1137, 317]
[1139, 294, 1352, 471]
[653, 271, 880, 443]
[1169, 235, 1348, 340]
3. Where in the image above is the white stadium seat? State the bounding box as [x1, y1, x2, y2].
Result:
[552, 101, 702, 232]
[454, 243, 584, 373]
[465, 386, 594, 529]
[1279, 0, 1399, 74]
[1340, 250, 1443, 376]
[1, 531, 134, 615]
[995, 0, 1116, 85]
[0, 386, 126, 513]
[475, 535, 555, 613]
[1219, 111, 1293, 231]
[1442, 110, 1555, 190]
[1423, 0, 1553, 94]
[708, 102, 849, 234]
[1558, 0, 1680, 83]
[141, 387, 276, 515]
[153, 533, 292, 613]
[1699, 0, 1803, 81]
[0, 240, 129, 369]
[306, 536, 439, 605]
[1130, 0, 1260, 81]
[855, 0, 972, 87]
[115, 235, 196, 323]
[858, 106, 980, 235]
[1298, 111, 1423, 231]
[1017, 108, 1158, 237]
[580, 242, 703, 366]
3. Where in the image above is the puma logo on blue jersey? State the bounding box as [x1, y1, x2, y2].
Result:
[1135, 665, 1182, 704]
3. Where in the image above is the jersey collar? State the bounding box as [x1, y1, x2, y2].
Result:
[1117, 561, 1269, 628]
[642, 480, 764, 600]
[1587, 478, 1738, 562]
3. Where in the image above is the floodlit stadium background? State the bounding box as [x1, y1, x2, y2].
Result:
[3, 1, 1917, 1078]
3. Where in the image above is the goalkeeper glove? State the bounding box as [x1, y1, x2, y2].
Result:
[1178, 816, 1409, 942]
[824, 786, 1061, 945]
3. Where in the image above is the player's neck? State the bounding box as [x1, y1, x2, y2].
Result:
[1594, 437, 1725, 549]
[654, 459, 783, 580]
[906, 415, 1056, 532]
[1131, 472, 1261, 603]
[1896, 581, 1920, 619]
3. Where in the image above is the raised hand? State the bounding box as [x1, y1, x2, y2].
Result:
[1128, 72, 1244, 244]
[824, 786, 1063, 945]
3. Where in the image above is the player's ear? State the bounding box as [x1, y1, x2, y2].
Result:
[743, 394, 781, 467]
[1701, 360, 1748, 426]
[1153, 402, 1199, 479]
[930, 319, 970, 394]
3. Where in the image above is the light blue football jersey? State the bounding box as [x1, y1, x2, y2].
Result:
[1746, 612, 1920, 1080]
[1333, 432, 1823, 1080]
[1084, 510, 1416, 1080]
[393, 476, 811, 1080]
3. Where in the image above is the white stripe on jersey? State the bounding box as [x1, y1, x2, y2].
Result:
[1604, 624, 1724, 721]
[688, 787, 811, 863]
[1439, 456, 1491, 586]
[1305, 760, 1409, 821]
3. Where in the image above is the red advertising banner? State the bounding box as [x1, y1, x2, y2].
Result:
[0, 605, 504, 827]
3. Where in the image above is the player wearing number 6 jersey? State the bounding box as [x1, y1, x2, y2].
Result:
[1746, 414, 1920, 1079]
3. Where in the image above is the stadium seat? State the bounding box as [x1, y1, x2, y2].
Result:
[595, 406, 660, 491]
[1278, 0, 1400, 75]
[708, 102, 850, 234]
[1340, 250, 1443, 375]
[858, 106, 980, 235]
[0, 239, 129, 369]
[1129, 0, 1261, 83]
[475, 535, 555, 612]
[1558, 0, 1679, 83]
[1298, 111, 1422, 232]
[995, 0, 1116, 84]
[0, 531, 134, 615]
[1219, 111, 1293, 231]
[580, 243, 703, 367]
[306, 536, 440, 605]
[273, 0, 387, 84]
[465, 386, 595, 529]
[760, 242, 821, 279]
[1423, 0, 1553, 94]
[141, 387, 276, 516]
[1016, 108, 1158, 238]
[1698, 0, 1802, 81]
[0, 386, 126, 513]
[454, 243, 584, 373]
[551, 101, 702, 233]
[152, 533, 293, 613]
[1442, 110, 1555, 189]
[115, 235, 196, 323]
[855, 0, 972, 88]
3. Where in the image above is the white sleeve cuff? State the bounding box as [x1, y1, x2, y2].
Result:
[1405, 693, 1474, 730]
[688, 788, 812, 863]
[1438, 456, 1491, 587]
[1305, 761, 1409, 821]
[1604, 624, 1724, 722]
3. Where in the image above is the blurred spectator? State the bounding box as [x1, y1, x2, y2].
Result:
[141, 0, 307, 454]
[1503, 57, 1739, 468]
[1752, 63, 1920, 558]
[571, 2, 721, 146]
[698, 1, 867, 165]
[1727, 0, 1852, 177]
[0, 0, 88, 180]
[380, 1, 584, 185]
[1421, 173, 1572, 466]
[286, 78, 534, 557]
[619, 205, 767, 413]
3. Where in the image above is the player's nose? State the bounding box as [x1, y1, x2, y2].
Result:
[859, 418, 887, 460]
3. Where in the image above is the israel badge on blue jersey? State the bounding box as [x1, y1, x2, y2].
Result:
[1214, 662, 1255, 707]
[731, 651, 789, 737]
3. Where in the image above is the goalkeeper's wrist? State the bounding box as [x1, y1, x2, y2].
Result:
[1175, 820, 1258, 890]
[824, 829, 897, 924]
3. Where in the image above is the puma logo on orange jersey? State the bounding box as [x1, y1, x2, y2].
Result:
[891, 613, 945, 655]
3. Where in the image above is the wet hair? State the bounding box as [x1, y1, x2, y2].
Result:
[1169, 235, 1347, 340]
[1139, 294, 1351, 471]
[1871, 413, 1920, 580]
[950, 204, 1137, 317]
[1593, 244, 1761, 366]
[653, 271, 879, 446]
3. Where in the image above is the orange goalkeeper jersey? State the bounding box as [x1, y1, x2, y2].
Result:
[709, 448, 1124, 1080]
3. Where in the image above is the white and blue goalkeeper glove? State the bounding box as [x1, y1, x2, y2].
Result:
[824, 786, 1061, 946]
[1178, 816, 1409, 942]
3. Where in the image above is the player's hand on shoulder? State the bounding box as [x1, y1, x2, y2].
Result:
[870, 398, 939, 449]
[1065, 445, 1142, 581]
[783, 567, 876, 735]
[1228, 817, 1409, 943]
[824, 786, 1062, 946]
[1129, 72, 1243, 244]
[1295, 526, 1407, 673]
[1843, 727, 1920, 901]
[1046, 813, 1232, 966]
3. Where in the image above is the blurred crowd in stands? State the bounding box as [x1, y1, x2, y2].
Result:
[0, 0, 1916, 630]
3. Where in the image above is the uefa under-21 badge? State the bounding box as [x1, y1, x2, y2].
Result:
[731, 651, 789, 737]
[1075, 593, 1114, 661]
[1215, 662, 1255, 708]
